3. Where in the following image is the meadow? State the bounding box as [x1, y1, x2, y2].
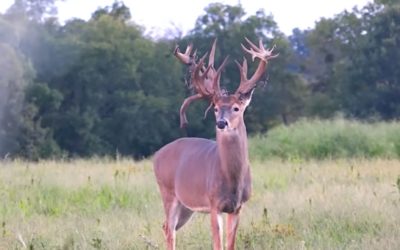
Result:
[0, 158, 399, 249]
[1, 119, 400, 249]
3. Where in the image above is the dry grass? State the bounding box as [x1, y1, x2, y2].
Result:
[0, 158, 399, 249]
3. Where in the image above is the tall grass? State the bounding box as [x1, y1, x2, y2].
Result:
[0, 158, 399, 249]
[250, 118, 400, 160]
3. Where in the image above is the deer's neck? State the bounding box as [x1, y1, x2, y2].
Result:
[216, 120, 249, 183]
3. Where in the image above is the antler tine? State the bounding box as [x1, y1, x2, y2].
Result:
[245, 37, 261, 51]
[185, 43, 193, 54]
[174, 43, 194, 65]
[240, 43, 257, 62]
[208, 38, 217, 68]
[193, 49, 198, 60]
[259, 39, 263, 48]
[202, 65, 212, 79]
[242, 38, 279, 62]
[216, 56, 229, 74]
[240, 43, 252, 53]
[193, 52, 208, 77]
[212, 56, 229, 95]
[268, 45, 279, 59]
[235, 58, 248, 83]
[192, 53, 213, 96]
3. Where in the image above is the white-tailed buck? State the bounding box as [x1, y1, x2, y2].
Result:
[153, 38, 278, 250]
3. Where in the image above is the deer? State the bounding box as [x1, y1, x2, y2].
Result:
[153, 38, 278, 250]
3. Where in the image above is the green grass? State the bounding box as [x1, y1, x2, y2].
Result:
[1, 158, 399, 249]
[250, 118, 400, 160]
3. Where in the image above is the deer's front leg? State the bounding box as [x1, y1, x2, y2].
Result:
[210, 210, 223, 250]
[226, 211, 240, 250]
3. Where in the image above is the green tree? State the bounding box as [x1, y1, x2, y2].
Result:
[6, 0, 63, 22]
[338, 3, 400, 119]
[91, 1, 131, 22]
[20, 4, 185, 157]
[296, 1, 400, 119]
[297, 16, 344, 118]
[0, 42, 33, 157]
[302, 1, 400, 120]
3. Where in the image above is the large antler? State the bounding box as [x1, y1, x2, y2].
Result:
[174, 39, 228, 128]
[235, 37, 279, 97]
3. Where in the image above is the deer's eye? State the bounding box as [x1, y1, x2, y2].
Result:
[233, 107, 240, 112]
[214, 108, 218, 113]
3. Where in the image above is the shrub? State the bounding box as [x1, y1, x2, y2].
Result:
[249, 118, 400, 160]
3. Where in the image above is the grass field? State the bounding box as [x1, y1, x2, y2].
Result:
[1, 158, 399, 249]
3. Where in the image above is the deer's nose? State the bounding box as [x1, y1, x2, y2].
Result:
[216, 120, 228, 129]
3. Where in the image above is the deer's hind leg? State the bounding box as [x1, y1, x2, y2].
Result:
[160, 191, 178, 250]
[160, 190, 194, 250]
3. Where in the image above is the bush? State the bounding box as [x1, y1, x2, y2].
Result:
[249, 118, 400, 160]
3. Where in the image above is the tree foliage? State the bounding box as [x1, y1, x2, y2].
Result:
[0, 1, 398, 159]
[296, 1, 400, 120]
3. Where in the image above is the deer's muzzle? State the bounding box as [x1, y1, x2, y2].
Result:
[216, 119, 228, 129]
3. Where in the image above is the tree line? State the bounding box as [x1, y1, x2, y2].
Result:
[0, 0, 399, 160]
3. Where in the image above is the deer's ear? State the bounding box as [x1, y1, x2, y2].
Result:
[238, 89, 254, 106]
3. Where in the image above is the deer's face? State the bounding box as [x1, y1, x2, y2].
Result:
[213, 93, 252, 131]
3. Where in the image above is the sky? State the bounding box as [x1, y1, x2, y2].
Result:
[0, 0, 372, 36]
